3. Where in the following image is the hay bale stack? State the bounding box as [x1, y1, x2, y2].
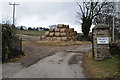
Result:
[44, 24, 78, 41]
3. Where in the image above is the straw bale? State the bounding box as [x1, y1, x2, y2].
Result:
[60, 28, 67, 32]
[49, 28, 55, 32]
[66, 25, 69, 28]
[53, 37, 57, 40]
[56, 37, 62, 41]
[61, 37, 68, 41]
[55, 28, 60, 32]
[60, 33, 67, 37]
[57, 24, 64, 28]
[49, 32, 55, 37]
[69, 28, 74, 33]
[45, 31, 49, 37]
[45, 37, 51, 40]
[41, 36, 45, 40]
[55, 32, 61, 37]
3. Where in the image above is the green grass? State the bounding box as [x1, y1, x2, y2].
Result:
[17, 30, 46, 36]
[85, 51, 120, 79]
[36, 41, 91, 46]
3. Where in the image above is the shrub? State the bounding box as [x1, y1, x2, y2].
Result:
[2, 24, 15, 62]
[77, 35, 92, 41]
[109, 41, 120, 55]
[2, 24, 24, 62]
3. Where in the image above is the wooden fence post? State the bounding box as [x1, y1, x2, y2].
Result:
[20, 38, 22, 51]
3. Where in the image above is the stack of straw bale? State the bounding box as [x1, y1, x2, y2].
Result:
[43, 24, 78, 41]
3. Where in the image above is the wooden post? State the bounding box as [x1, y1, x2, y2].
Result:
[20, 38, 22, 51]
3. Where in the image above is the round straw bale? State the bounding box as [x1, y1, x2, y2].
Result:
[71, 37, 77, 41]
[60, 28, 67, 32]
[55, 28, 60, 32]
[57, 24, 64, 28]
[45, 37, 51, 40]
[66, 25, 69, 28]
[49, 28, 55, 32]
[45, 31, 49, 37]
[49, 32, 55, 37]
[74, 31, 77, 35]
[41, 36, 45, 40]
[56, 37, 62, 41]
[63, 25, 66, 28]
[69, 28, 74, 33]
[70, 33, 74, 37]
[70, 32, 77, 37]
[53, 37, 57, 40]
[60, 33, 67, 37]
[61, 37, 68, 41]
[55, 32, 60, 37]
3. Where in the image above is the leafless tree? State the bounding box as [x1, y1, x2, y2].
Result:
[76, 0, 108, 37]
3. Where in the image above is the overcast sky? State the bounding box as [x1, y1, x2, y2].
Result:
[0, 1, 97, 33]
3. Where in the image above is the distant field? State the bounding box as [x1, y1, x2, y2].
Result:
[17, 30, 83, 37]
[17, 30, 46, 36]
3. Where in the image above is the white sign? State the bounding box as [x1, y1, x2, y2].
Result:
[97, 37, 109, 44]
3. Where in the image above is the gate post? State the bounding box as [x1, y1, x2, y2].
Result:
[92, 24, 111, 60]
[20, 38, 22, 51]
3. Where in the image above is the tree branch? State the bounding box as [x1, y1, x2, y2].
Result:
[77, 2, 85, 17]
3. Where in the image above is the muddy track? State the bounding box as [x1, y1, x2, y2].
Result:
[20, 42, 84, 67]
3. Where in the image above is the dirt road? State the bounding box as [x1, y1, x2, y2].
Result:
[2, 34, 92, 78]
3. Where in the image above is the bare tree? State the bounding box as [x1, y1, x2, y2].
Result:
[1, 17, 12, 25]
[76, 0, 108, 37]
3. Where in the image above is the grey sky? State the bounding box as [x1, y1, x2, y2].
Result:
[0, 1, 95, 33]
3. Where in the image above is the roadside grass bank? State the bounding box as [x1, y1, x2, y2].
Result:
[36, 41, 91, 46]
[17, 30, 46, 36]
[83, 50, 120, 79]
[3, 53, 26, 63]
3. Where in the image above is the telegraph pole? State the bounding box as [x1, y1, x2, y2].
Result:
[9, 2, 19, 28]
[112, 3, 115, 42]
[113, 9, 115, 42]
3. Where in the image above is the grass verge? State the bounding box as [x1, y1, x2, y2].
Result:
[36, 41, 91, 46]
[17, 30, 46, 36]
[5, 53, 26, 63]
[84, 50, 120, 79]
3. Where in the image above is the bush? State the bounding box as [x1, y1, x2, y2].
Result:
[77, 35, 92, 41]
[2, 24, 24, 62]
[2, 24, 15, 62]
[109, 41, 120, 55]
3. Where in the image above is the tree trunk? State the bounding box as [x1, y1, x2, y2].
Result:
[82, 17, 92, 37]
